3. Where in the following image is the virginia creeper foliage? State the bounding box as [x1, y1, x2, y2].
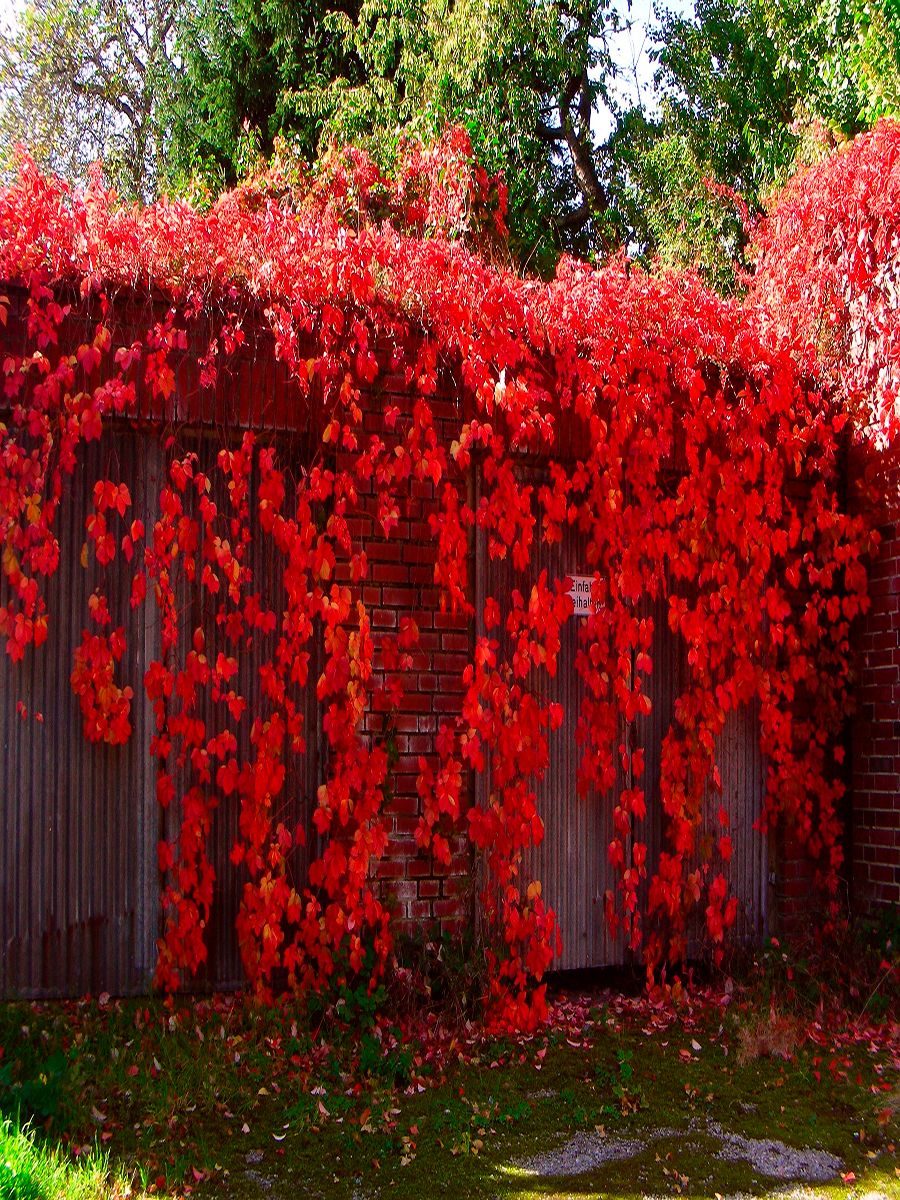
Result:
[752, 119, 900, 448]
[0, 128, 889, 1029]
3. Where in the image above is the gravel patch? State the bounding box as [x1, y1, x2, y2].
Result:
[514, 1123, 843, 1184]
[707, 1121, 843, 1183]
[641, 1194, 798, 1200]
[243, 1166, 274, 1193]
[515, 1130, 644, 1176]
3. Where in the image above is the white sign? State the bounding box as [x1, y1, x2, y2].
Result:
[567, 575, 594, 616]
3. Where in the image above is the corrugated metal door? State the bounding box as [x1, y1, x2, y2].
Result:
[479, 522, 629, 969]
[0, 425, 322, 997]
[0, 428, 162, 996]
[163, 433, 322, 990]
[476, 466, 768, 970]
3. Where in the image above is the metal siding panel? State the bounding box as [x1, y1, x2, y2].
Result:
[479, 470, 625, 971]
[1, 420, 321, 998]
[683, 702, 767, 955]
[159, 430, 321, 993]
[718, 702, 767, 942]
[478, 469, 767, 972]
[521, 522, 625, 969]
[0, 296, 322, 999]
[0, 428, 159, 996]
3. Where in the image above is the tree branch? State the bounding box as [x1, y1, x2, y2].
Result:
[559, 72, 608, 217]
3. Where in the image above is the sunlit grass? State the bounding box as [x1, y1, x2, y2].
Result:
[0, 1116, 142, 1200]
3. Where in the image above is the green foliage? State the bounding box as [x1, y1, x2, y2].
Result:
[609, 114, 751, 292]
[164, 0, 360, 195]
[166, 0, 900, 280]
[0, 1050, 68, 1132]
[740, 920, 899, 1023]
[334, 979, 388, 1031]
[302, 945, 391, 1034]
[786, 0, 900, 131]
[0, 0, 181, 198]
[857, 901, 900, 959]
[168, 0, 628, 272]
[655, 0, 803, 190]
[594, 1046, 646, 1116]
[391, 927, 485, 1022]
[4, 0, 900, 286]
[359, 1032, 413, 1086]
[627, 0, 900, 286]
[0, 1116, 121, 1200]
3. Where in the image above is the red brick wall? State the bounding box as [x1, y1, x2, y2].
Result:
[851, 464, 900, 910]
[340, 374, 475, 939]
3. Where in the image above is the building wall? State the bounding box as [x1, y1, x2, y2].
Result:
[851, 465, 900, 911]
[4, 288, 895, 998]
[0, 293, 476, 996]
[350, 379, 473, 938]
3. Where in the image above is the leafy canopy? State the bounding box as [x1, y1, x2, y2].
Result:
[166, 0, 635, 273]
[618, 0, 900, 287]
[0, 0, 181, 199]
[2, 0, 900, 279]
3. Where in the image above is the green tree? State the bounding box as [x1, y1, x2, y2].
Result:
[169, 0, 636, 272]
[318, 0, 627, 268]
[0, 0, 182, 198]
[165, 0, 363, 192]
[618, 0, 900, 287]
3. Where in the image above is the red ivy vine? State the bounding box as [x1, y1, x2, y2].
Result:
[0, 125, 892, 1030]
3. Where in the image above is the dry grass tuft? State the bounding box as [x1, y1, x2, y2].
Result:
[736, 1003, 803, 1066]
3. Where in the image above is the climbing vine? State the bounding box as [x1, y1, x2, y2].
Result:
[0, 126, 890, 1029]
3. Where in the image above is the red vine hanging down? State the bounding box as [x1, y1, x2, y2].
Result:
[0, 124, 893, 1028]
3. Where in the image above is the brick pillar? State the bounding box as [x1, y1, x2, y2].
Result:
[851, 464, 900, 911]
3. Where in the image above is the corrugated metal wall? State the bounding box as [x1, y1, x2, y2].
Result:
[694, 702, 768, 946]
[483, 522, 629, 969]
[1, 313, 769, 992]
[0, 421, 321, 997]
[1, 428, 162, 996]
[159, 433, 322, 991]
[478, 467, 768, 971]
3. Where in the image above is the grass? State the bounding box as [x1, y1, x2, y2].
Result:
[0, 985, 896, 1199]
[0, 1116, 142, 1200]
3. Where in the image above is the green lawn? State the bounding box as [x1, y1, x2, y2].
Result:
[0, 986, 896, 1200]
